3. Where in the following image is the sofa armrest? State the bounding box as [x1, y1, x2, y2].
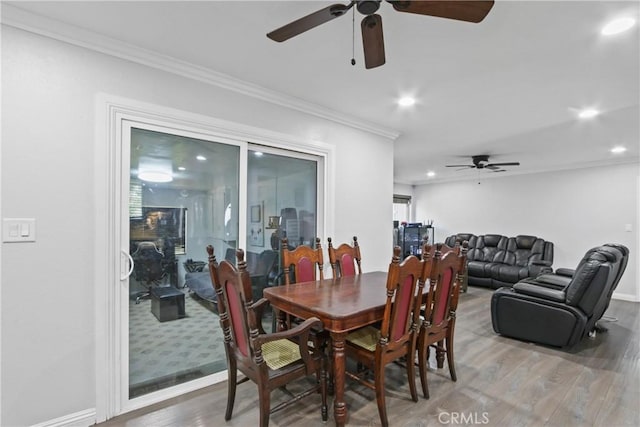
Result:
[531, 260, 552, 267]
[555, 268, 575, 277]
[512, 282, 566, 303]
[529, 263, 553, 278]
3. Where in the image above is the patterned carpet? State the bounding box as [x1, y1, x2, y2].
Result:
[128, 287, 226, 398]
[128, 284, 273, 398]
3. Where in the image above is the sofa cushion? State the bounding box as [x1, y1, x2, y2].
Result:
[491, 264, 530, 283]
[468, 260, 494, 278]
[504, 235, 547, 267]
[470, 234, 507, 263]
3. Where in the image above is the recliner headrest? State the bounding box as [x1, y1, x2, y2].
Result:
[514, 235, 537, 249]
[590, 248, 618, 263]
[484, 234, 502, 247]
[457, 233, 475, 241]
[604, 243, 629, 257]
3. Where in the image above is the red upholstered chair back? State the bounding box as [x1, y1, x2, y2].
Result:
[416, 241, 468, 399]
[327, 236, 362, 278]
[281, 237, 324, 285]
[212, 247, 255, 362]
[423, 243, 468, 330]
[380, 247, 428, 345]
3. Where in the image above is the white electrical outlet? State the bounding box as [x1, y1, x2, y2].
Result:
[625, 223, 632, 232]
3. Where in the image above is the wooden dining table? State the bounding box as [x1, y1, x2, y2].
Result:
[263, 271, 390, 427]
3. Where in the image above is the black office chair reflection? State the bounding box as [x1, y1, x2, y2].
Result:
[132, 241, 167, 303]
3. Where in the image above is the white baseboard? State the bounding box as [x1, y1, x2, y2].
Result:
[31, 409, 95, 427]
[611, 292, 640, 302]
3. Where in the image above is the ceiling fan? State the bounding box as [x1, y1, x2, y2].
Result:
[446, 155, 520, 172]
[266, 1, 495, 69]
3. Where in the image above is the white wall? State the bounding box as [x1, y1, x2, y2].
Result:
[412, 163, 639, 300]
[1, 26, 394, 426]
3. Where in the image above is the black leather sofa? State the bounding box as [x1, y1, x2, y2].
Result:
[445, 233, 554, 289]
[491, 244, 629, 347]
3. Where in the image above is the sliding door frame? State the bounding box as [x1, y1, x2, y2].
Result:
[95, 94, 334, 422]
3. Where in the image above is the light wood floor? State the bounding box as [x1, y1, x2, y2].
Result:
[98, 286, 639, 427]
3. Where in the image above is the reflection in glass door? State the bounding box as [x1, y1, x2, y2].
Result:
[127, 127, 239, 398]
[246, 148, 319, 300]
[245, 148, 320, 316]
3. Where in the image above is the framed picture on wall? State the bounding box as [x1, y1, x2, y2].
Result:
[130, 206, 187, 254]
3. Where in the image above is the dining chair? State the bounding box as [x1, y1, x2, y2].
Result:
[281, 236, 324, 285]
[343, 246, 428, 427]
[327, 236, 362, 278]
[279, 237, 328, 349]
[417, 241, 468, 399]
[206, 245, 328, 427]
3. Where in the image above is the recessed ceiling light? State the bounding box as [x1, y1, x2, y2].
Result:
[426, 171, 436, 177]
[602, 17, 636, 35]
[254, 151, 264, 157]
[178, 166, 186, 171]
[196, 155, 207, 161]
[138, 171, 173, 183]
[578, 109, 599, 119]
[398, 96, 416, 107]
[611, 146, 627, 154]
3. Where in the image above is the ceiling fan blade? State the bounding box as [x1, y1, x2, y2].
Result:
[267, 3, 353, 42]
[487, 162, 520, 167]
[446, 164, 474, 168]
[389, 1, 495, 23]
[361, 14, 385, 69]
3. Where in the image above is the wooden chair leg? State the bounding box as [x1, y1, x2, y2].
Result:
[225, 364, 237, 420]
[258, 383, 270, 427]
[446, 332, 457, 382]
[406, 348, 418, 402]
[320, 359, 328, 421]
[323, 340, 335, 396]
[417, 331, 430, 399]
[374, 365, 389, 427]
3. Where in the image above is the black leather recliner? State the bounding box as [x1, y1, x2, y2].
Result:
[522, 244, 628, 292]
[491, 244, 628, 348]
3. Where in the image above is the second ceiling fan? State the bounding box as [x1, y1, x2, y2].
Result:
[446, 155, 520, 172]
[266, 1, 495, 69]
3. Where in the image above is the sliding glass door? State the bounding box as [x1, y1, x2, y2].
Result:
[126, 126, 239, 399]
[120, 125, 323, 407]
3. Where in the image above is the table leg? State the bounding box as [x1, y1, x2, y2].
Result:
[274, 308, 287, 332]
[331, 331, 347, 427]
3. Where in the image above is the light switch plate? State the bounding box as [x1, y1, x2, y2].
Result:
[3, 218, 36, 242]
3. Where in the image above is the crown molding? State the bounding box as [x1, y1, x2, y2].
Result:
[1, 3, 400, 141]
